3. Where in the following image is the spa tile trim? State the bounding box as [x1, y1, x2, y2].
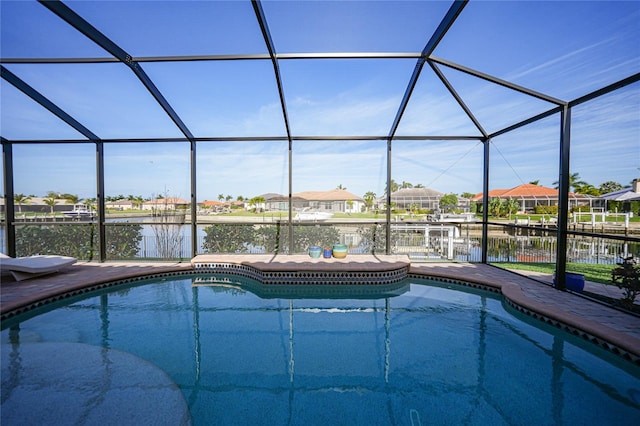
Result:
[193, 262, 409, 285]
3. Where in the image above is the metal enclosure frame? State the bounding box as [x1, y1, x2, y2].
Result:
[1, 0, 639, 291]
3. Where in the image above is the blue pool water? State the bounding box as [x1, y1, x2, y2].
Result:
[2, 274, 639, 425]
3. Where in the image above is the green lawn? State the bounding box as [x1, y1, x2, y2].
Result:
[494, 262, 617, 285]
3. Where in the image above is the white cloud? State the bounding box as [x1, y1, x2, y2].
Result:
[287, 95, 400, 136]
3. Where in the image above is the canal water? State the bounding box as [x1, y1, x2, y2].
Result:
[1, 219, 635, 264]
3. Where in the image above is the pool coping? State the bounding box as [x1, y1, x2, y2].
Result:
[1, 256, 639, 365]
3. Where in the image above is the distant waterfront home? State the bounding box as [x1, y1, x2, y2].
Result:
[297, 189, 364, 213]
[375, 188, 470, 212]
[199, 200, 230, 213]
[471, 183, 601, 213]
[6, 197, 70, 214]
[263, 189, 365, 213]
[105, 199, 136, 210]
[259, 193, 297, 212]
[600, 178, 640, 205]
[142, 197, 190, 211]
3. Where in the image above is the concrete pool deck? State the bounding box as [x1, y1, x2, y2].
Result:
[1, 255, 639, 364]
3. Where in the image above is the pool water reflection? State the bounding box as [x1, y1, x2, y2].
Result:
[2, 274, 639, 425]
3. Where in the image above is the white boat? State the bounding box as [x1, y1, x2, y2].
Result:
[295, 209, 334, 221]
[63, 204, 96, 217]
[433, 212, 477, 223]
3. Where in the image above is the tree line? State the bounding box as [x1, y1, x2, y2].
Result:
[11, 173, 632, 215]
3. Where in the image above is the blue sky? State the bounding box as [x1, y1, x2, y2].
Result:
[1, 0, 639, 201]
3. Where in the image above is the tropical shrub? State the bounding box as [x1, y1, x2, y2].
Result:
[105, 224, 144, 259]
[15, 223, 143, 260]
[439, 194, 458, 213]
[609, 200, 640, 215]
[534, 205, 559, 215]
[257, 224, 341, 254]
[488, 198, 519, 218]
[357, 224, 395, 254]
[202, 224, 257, 253]
[611, 256, 640, 309]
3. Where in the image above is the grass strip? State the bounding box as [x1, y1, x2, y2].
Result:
[494, 262, 617, 285]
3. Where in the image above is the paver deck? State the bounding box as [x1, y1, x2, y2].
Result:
[1, 256, 639, 363]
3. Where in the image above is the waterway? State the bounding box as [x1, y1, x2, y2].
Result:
[2, 217, 637, 263]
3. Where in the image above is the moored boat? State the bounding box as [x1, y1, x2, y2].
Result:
[295, 209, 334, 221]
[63, 204, 96, 218]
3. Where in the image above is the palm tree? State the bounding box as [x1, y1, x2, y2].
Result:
[488, 198, 503, 218]
[599, 181, 623, 194]
[575, 183, 600, 196]
[84, 197, 97, 211]
[385, 179, 399, 195]
[126, 194, 138, 205]
[218, 193, 225, 201]
[346, 199, 354, 214]
[363, 191, 376, 212]
[65, 194, 80, 205]
[553, 173, 587, 192]
[505, 198, 520, 217]
[401, 181, 413, 189]
[14, 193, 31, 214]
[44, 196, 58, 214]
[133, 196, 144, 209]
[249, 196, 266, 212]
[336, 184, 347, 190]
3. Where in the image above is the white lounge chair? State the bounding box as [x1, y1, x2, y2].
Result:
[0, 253, 77, 281]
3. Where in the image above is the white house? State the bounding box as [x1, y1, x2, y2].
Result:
[142, 197, 190, 211]
[294, 189, 365, 213]
[105, 199, 137, 210]
[262, 189, 365, 214]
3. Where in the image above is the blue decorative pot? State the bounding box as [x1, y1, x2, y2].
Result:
[553, 272, 585, 292]
[323, 248, 332, 258]
[308, 245, 322, 258]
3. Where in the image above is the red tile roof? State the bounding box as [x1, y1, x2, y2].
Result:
[472, 189, 508, 200]
[472, 183, 587, 201]
[200, 200, 228, 206]
[472, 184, 557, 201]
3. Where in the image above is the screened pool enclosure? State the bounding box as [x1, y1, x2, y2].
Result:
[1, 0, 639, 289]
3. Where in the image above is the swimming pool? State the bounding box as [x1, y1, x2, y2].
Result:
[2, 273, 639, 425]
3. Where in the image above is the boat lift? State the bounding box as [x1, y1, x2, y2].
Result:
[391, 223, 460, 260]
